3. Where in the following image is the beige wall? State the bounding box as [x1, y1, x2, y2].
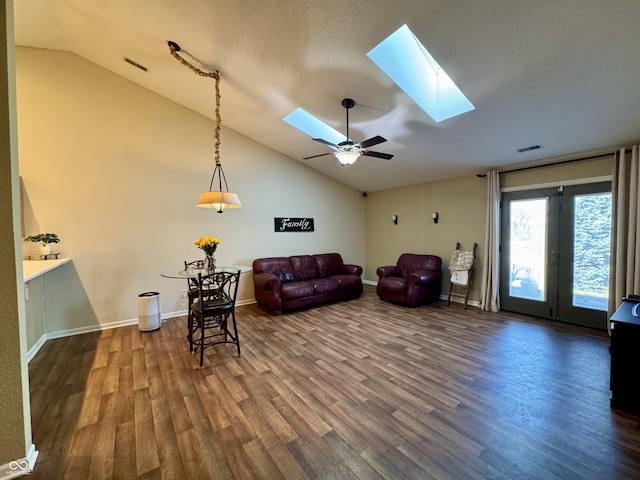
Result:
[365, 175, 487, 303]
[0, 0, 32, 465]
[16, 47, 365, 334]
[364, 156, 615, 305]
[14, 47, 619, 333]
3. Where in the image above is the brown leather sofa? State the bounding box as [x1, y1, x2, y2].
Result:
[376, 253, 442, 307]
[252, 253, 363, 314]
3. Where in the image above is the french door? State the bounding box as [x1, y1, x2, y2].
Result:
[500, 182, 611, 329]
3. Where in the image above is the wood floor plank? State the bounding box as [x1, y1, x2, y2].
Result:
[87, 391, 117, 480]
[242, 437, 286, 480]
[133, 387, 160, 476]
[28, 285, 640, 479]
[150, 396, 187, 479]
[113, 421, 136, 480]
[63, 423, 97, 480]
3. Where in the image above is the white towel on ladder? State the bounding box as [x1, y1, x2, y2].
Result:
[451, 270, 469, 285]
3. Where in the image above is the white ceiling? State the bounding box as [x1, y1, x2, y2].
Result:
[13, 0, 640, 192]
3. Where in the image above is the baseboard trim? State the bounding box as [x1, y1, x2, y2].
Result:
[362, 279, 479, 307]
[26, 335, 47, 363]
[27, 300, 258, 362]
[0, 444, 38, 479]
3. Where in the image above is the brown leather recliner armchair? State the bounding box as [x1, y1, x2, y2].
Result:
[376, 253, 442, 307]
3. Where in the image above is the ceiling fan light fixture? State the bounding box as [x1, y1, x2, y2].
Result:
[290, 98, 394, 162]
[335, 151, 360, 166]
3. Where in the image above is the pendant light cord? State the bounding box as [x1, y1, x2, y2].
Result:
[168, 42, 222, 166]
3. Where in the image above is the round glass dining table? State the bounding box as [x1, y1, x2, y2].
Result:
[160, 265, 252, 279]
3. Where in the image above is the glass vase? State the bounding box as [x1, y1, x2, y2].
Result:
[205, 253, 216, 273]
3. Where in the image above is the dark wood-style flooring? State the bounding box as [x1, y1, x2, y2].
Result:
[28, 286, 640, 479]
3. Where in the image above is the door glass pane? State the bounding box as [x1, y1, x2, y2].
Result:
[509, 198, 547, 301]
[573, 193, 611, 311]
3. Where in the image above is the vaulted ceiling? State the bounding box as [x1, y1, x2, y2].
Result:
[13, 0, 640, 192]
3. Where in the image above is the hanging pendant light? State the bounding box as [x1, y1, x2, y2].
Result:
[168, 41, 241, 213]
[196, 164, 241, 212]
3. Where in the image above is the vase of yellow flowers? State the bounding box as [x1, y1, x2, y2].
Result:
[195, 236, 220, 273]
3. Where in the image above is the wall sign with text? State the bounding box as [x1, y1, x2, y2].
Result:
[274, 217, 315, 232]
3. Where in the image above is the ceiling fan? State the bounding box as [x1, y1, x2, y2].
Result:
[303, 98, 394, 165]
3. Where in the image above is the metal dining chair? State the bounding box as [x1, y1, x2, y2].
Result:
[190, 269, 241, 369]
[183, 260, 205, 348]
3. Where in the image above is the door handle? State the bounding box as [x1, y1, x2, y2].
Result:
[550, 249, 557, 266]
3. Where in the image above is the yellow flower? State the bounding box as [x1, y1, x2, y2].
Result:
[195, 236, 221, 255]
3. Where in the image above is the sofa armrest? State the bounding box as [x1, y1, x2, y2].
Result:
[253, 272, 282, 290]
[377, 265, 402, 278]
[408, 270, 440, 285]
[342, 264, 363, 276]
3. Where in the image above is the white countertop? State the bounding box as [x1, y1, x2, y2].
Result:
[23, 258, 71, 282]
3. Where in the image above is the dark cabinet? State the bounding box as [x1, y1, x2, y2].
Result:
[610, 299, 640, 416]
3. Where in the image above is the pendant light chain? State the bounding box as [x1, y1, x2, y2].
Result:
[168, 43, 222, 166]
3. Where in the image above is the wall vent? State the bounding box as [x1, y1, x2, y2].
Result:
[517, 144, 542, 153]
[124, 57, 148, 72]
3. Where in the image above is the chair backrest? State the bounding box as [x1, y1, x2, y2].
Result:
[197, 270, 241, 307]
[397, 254, 442, 277]
[184, 259, 204, 288]
[185, 259, 205, 270]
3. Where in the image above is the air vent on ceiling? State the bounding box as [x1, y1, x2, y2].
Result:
[517, 144, 542, 153]
[124, 57, 148, 72]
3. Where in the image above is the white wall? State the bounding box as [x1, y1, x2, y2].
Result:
[16, 47, 364, 333]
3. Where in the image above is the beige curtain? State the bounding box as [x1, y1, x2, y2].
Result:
[608, 146, 640, 332]
[480, 170, 500, 311]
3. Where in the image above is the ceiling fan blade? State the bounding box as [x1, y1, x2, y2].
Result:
[359, 135, 387, 149]
[362, 150, 394, 160]
[303, 152, 332, 160]
[312, 138, 339, 148]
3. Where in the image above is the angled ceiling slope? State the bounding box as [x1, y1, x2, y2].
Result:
[13, 0, 640, 192]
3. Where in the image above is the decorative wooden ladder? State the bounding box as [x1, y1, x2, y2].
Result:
[447, 242, 478, 309]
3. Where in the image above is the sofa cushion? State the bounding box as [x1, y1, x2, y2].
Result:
[290, 255, 319, 281]
[281, 281, 315, 300]
[378, 276, 408, 294]
[315, 253, 344, 278]
[332, 274, 362, 290]
[253, 257, 295, 282]
[309, 277, 340, 295]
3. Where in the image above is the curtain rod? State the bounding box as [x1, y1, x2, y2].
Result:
[476, 149, 623, 178]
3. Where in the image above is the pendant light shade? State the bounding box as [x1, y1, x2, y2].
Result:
[197, 192, 242, 211]
[196, 164, 241, 212]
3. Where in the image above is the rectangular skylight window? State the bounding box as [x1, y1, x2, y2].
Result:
[367, 24, 474, 123]
[283, 108, 346, 145]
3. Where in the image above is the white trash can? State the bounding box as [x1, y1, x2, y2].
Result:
[138, 291, 161, 331]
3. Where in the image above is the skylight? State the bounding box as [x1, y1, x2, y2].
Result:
[367, 24, 474, 123]
[283, 108, 346, 145]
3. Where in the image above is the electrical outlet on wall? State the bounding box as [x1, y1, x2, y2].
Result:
[181, 288, 187, 298]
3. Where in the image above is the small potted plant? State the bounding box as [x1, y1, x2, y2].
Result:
[24, 233, 60, 255]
